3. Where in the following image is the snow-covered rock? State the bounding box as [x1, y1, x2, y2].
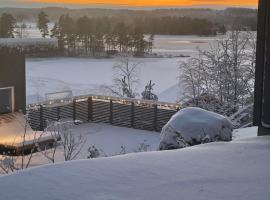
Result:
[159, 107, 233, 150]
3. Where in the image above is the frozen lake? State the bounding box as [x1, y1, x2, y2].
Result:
[26, 34, 223, 104]
[26, 57, 182, 104]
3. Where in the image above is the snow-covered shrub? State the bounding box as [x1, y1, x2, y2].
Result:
[119, 145, 127, 155]
[0, 156, 16, 174]
[230, 104, 253, 128]
[87, 145, 101, 159]
[141, 80, 158, 101]
[159, 107, 233, 150]
[134, 140, 151, 152]
[182, 93, 231, 116]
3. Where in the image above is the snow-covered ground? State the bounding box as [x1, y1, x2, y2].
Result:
[1, 126, 269, 200]
[3, 123, 160, 168]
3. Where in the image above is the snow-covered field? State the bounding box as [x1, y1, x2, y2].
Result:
[1, 126, 269, 200]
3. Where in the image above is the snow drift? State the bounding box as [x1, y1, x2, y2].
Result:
[159, 107, 233, 150]
[0, 128, 269, 200]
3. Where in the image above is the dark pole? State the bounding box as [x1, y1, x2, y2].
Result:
[40, 105, 44, 131]
[254, 0, 270, 135]
[131, 102, 135, 128]
[57, 107, 60, 121]
[154, 104, 158, 132]
[88, 97, 93, 122]
[110, 99, 113, 124]
[73, 100, 76, 123]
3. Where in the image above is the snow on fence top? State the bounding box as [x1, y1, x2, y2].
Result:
[0, 38, 58, 52]
[28, 94, 181, 110]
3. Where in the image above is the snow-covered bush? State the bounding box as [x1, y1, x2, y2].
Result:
[159, 107, 233, 150]
[134, 140, 151, 152]
[182, 93, 229, 115]
[141, 80, 158, 101]
[230, 104, 253, 128]
[87, 145, 101, 159]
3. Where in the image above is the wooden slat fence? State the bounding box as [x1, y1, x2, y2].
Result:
[27, 95, 180, 132]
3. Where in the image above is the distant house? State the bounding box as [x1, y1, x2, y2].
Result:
[0, 38, 57, 115]
[254, 0, 270, 136]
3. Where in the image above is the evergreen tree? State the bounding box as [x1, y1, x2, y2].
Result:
[37, 12, 50, 38]
[77, 16, 92, 54]
[51, 22, 64, 50]
[16, 23, 28, 38]
[132, 20, 147, 56]
[0, 13, 16, 38]
[141, 80, 158, 101]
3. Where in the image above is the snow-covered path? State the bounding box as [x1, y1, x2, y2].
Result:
[1, 127, 269, 200]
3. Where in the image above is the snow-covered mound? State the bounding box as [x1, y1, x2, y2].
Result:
[159, 107, 233, 150]
[0, 128, 269, 200]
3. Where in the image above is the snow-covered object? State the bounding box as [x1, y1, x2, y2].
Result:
[0, 112, 55, 147]
[0, 38, 58, 51]
[159, 107, 233, 150]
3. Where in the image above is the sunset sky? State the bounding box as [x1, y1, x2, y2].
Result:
[0, 0, 258, 8]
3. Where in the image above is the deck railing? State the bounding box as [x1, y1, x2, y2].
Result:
[27, 94, 180, 132]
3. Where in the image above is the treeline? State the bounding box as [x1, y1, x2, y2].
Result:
[50, 15, 221, 56]
[50, 15, 153, 56]
[0, 12, 224, 56]
[0, 7, 257, 31]
[0, 13, 16, 38]
[141, 17, 222, 35]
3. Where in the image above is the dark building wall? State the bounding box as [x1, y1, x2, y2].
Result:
[254, 0, 270, 135]
[0, 50, 26, 113]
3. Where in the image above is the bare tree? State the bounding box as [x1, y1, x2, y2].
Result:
[179, 30, 256, 115]
[37, 120, 61, 163]
[54, 121, 86, 161]
[179, 54, 207, 102]
[106, 54, 140, 98]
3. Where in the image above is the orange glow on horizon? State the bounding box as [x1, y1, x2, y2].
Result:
[24, 0, 258, 7]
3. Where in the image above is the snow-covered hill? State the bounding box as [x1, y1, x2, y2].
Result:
[1, 127, 269, 200]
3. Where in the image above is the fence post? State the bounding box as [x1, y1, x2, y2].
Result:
[57, 107, 60, 121]
[73, 100, 76, 123]
[110, 99, 113, 124]
[131, 102, 135, 128]
[88, 97, 93, 122]
[40, 105, 44, 131]
[154, 104, 158, 132]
